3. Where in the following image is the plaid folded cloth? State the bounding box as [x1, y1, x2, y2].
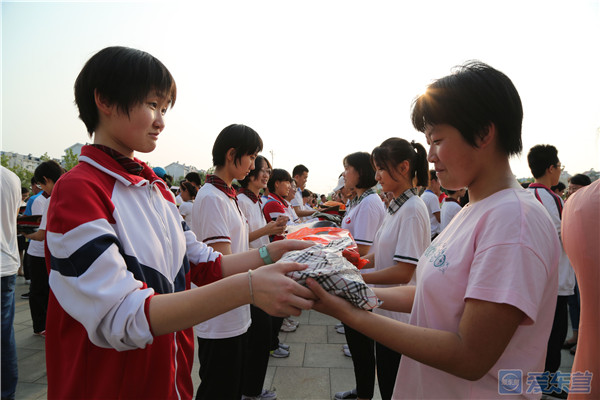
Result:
[281, 237, 382, 310]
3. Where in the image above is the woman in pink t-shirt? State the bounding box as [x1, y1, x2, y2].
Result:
[308, 62, 561, 399]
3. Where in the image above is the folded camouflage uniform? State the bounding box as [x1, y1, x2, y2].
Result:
[281, 237, 382, 310]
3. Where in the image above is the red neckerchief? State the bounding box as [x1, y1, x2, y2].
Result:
[268, 193, 288, 207]
[206, 174, 237, 200]
[91, 144, 144, 176]
[528, 183, 563, 217]
[239, 187, 261, 204]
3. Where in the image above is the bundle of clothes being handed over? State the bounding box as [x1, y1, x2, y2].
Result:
[283, 224, 382, 310]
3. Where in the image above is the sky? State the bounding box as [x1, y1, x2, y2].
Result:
[2, 0, 599, 195]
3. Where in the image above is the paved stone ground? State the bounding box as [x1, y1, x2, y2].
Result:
[12, 275, 574, 399]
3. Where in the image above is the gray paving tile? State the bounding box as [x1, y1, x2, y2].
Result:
[304, 344, 354, 369]
[13, 308, 34, 325]
[327, 326, 348, 344]
[15, 381, 47, 400]
[307, 310, 339, 326]
[329, 367, 355, 397]
[284, 324, 327, 344]
[15, 329, 45, 350]
[268, 343, 306, 367]
[272, 366, 330, 400]
[329, 368, 382, 400]
[17, 348, 46, 383]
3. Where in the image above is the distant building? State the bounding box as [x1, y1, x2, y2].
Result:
[0, 151, 44, 172]
[165, 162, 199, 181]
[65, 142, 86, 157]
[1, 151, 61, 172]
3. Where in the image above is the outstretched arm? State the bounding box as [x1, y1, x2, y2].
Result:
[150, 262, 315, 336]
[362, 261, 416, 285]
[307, 279, 524, 381]
[220, 239, 314, 277]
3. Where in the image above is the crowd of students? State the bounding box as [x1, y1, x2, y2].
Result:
[1, 45, 598, 400]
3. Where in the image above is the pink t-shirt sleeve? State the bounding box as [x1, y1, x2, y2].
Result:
[465, 243, 549, 325]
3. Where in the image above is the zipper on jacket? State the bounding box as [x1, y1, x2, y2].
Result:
[148, 181, 175, 293]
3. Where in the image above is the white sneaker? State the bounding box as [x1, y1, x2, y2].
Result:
[335, 325, 345, 334]
[284, 317, 299, 327]
[334, 388, 357, 400]
[242, 389, 277, 399]
[278, 343, 290, 351]
[280, 320, 297, 332]
[343, 347, 352, 357]
[270, 347, 289, 358]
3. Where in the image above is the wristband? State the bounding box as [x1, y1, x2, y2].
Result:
[247, 270, 255, 305]
[259, 245, 273, 265]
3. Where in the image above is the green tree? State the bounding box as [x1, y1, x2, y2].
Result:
[40, 152, 51, 162]
[1, 154, 34, 187]
[62, 148, 79, 170]
[198, 170, 207, 185]
[1, 153, 10, 168]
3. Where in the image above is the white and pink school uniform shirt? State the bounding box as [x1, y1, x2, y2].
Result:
[342, 190, 385, 249]
[372, 189, 430, 324]
[190, 182, 251, 339]
[238, 191, 270, 249]
[394, 188, 560, 399]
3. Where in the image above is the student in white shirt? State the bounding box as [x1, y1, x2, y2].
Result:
[24, 160, 64, 337]
[284, 180, 300, 224]
[335, 151, 386, 400]
[178, 181, 196, 226]
[420, 170, 442, 239]
[291, 164, 314, 219]
[440, 188, 466, 231]
[191, 124, 273, 400]
[237, 154, 289, 399]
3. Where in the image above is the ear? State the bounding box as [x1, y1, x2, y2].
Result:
[225, 148, 237, 164]
[94, 89, 113, 116]
[397, 159, 410, 177]
[476, 123, 496, 149]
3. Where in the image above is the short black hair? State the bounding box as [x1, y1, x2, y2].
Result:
[371, 138, 429, 187]
[239, 155, 271, 188]
[302, 189, 311, 198]
[569, 174, 592, 186]
[551, 182, 566, 192]
[212, 124, 263, 167]
[527, 144, 559, 179]
[343, 152, 377, 189]
[292, 164, 309, 178]
[429, 170, 438, 182]
[411, 61, 523, 157]
[74, 46, 176, 136]
[22, 187, 29, 194]
[180, 181, 197, 198]
[185, 172, 202, 187]
[267, 168, 292, 193]
[34, 160, 64, 184]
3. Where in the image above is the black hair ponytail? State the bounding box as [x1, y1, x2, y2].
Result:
[411, 140, 429, 187]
